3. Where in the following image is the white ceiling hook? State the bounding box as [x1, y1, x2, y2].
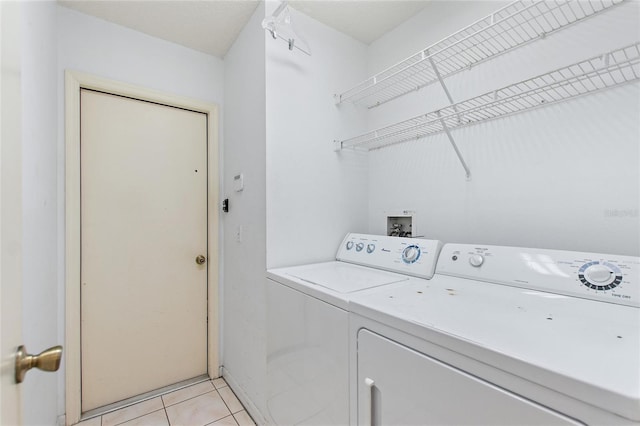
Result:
[261, 1, 311, 56]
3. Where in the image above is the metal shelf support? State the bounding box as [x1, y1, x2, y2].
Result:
[438, 112, 471, 181]
[430, 54, 470, 179]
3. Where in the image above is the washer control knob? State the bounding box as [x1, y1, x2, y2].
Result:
[345, 241, 354, 250]
[469, 254, 484, 267]
[585, 265, 613, 283]
[366, 244, 375, 254]
[402, 245, 421, 264]
[355, 243, 364, 252]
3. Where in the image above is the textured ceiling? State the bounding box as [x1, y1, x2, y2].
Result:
[58, 0, 261, 58]
[289, 1, 430, 45]
[58, 0, 431, 58]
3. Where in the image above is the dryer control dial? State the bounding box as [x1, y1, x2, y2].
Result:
[355, 243, 365, 252]
[578, 261, 623, 291]
[585, 265, 613, 283]
[366, 244, 376, 254]
[402, 245, 421, 264]
[345, 241, 354, 250]
[469, 254, 485, 267]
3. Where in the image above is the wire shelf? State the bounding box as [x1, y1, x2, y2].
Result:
[335, 0, 625, 108]
[336, 43, 640, 152]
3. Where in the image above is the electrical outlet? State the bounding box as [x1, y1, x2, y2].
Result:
[236, 225, 243, 243]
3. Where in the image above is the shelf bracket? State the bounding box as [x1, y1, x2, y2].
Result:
[333, 140, 343, 152]
[431, 57, 470, 180]
[429, 56, 461, 123]
[437, 111, 471, 181]
[429, 57, 455, 103]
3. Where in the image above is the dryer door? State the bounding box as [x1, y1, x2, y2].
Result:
[357, 329, 580, 426]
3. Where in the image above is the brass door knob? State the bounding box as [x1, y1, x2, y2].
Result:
[195, 255, 206, 265]
[15, 345, 63, 384]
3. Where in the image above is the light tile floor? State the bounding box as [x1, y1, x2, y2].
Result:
[75, 378, 255, 426]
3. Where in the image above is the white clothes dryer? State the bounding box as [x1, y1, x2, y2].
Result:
[265, 233, 442, 425]
[349, 243, 640, 425]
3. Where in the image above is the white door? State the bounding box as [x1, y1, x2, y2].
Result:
[1, 2, 23, 424]
[80, 89, 208, 411]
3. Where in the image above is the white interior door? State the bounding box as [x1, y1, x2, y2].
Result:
[80, 89, 208, 411]
[1, 2, 23, 424]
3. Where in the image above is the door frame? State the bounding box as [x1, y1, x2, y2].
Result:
[1, 2, 23, 424]
[64, 70, 220, 425]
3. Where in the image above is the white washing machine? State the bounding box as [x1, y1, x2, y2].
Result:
[265, 233, 442, 425]
[349, 243, 640, 425]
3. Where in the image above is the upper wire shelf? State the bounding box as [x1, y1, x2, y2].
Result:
[336, 42, 640, 152]
[335, 0, 625, 109]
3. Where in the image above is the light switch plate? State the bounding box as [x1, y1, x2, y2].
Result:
[234, 174, 244, 192]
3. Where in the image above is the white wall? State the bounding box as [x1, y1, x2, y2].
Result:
[57, 7, 224, 103]
[365, 1, 640, 256]
[221, 2, 268, 422]
[221, 2, 369, 421]
[56, 5, 225, 417]
[20, 2, 59, 425]
[265, 4, 369, 268]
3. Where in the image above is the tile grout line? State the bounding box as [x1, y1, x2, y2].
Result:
[212, 378, 244, 424]
[214, 388, 232, 414]
[202, 414, 237, 426]
[218, 383, 250, 415]
[208, 380, 249, 424]
[217, 388, 252, 423]
[162, 380, 231, 425]
[110, 408, 165, 426]
[218, 380, 256, 424]
[96, 380, 238, 426]
[161, 384, 219, 409]
[163, 406, 171, 426]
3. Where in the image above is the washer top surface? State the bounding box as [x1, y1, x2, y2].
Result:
[268, 261, 409, 310]
[349, 244, 640, 421]
[266, 233, 443, 310]
[287, 261, 409, 293]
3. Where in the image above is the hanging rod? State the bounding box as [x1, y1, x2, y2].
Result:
[335, 0, 625, 108]
[334, 42, 640, 152]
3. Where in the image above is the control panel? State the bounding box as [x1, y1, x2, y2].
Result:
[337, 233, 443, 279]
[437, 244, 640, 307]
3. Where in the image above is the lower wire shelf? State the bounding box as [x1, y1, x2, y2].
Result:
[335, 42, 640, 153]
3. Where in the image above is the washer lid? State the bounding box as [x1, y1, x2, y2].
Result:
[287, 262, 408, 293]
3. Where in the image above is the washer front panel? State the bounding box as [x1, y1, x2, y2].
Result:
[266, 278, 349, 425]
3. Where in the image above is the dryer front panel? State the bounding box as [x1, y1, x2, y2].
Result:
[356, 329, 580, 426]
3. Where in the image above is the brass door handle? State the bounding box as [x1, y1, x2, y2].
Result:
[195, 255, 206, 265]
[15, 345, 63, 384]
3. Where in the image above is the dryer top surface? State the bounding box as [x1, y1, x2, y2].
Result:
[349, 274, 640, 421]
